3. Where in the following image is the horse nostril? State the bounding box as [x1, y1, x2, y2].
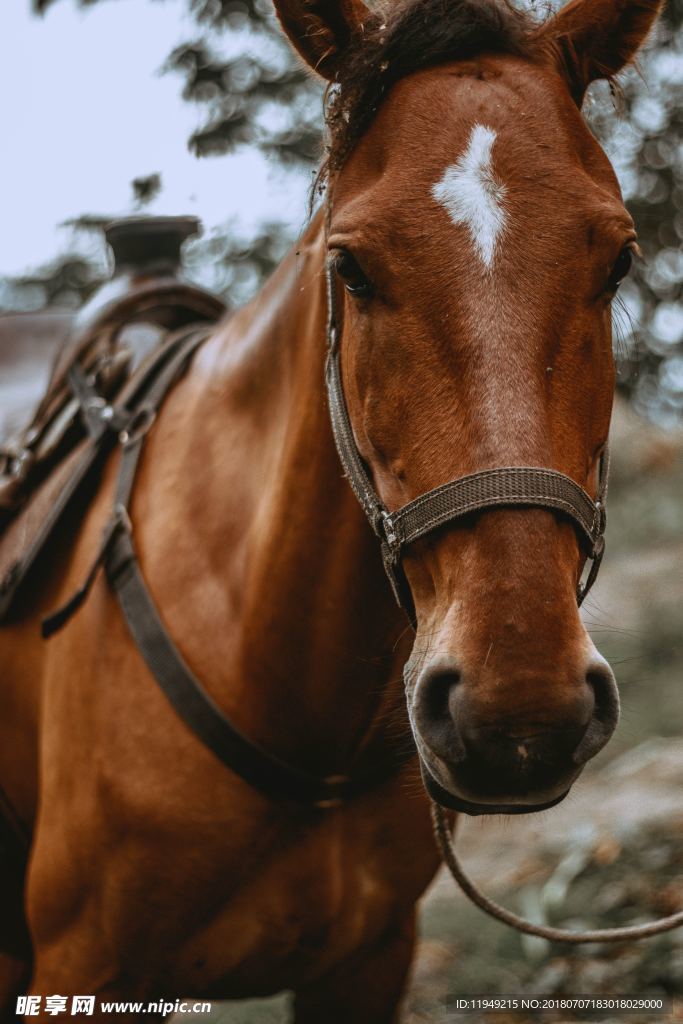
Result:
[573, 655, 620, 765]
[424, 669, 459, 723]
[588, 658, 620, 727]
[414, 656, 466, 764]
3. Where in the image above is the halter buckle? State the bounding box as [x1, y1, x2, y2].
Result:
[380, 512, 401, 558]
[119, 406, 157, 447]
[595, 499, 607, 536]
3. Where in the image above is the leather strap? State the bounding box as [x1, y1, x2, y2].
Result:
[324, 263, 609, 617]
[105, 325, 410, 805]
[43, 322, 411, 807]
[106, 524, 400, 806]
[67, 364, 130, 440]
[390, 466, 604, 551]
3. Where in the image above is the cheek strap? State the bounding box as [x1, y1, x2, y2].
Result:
[324, 265, 608, 621]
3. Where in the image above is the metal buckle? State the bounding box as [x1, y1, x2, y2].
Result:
[596, 499, 607, 535]
[84, 395, 116, 434]
[590, 499, 604, 543]
[380, 511, 400, 557]
[85, 396, 115, 421]
[6, 449, 35, 480]
[119, 406, 156, 447]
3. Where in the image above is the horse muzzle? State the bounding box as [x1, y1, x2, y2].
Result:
[409, 651, 620, 816]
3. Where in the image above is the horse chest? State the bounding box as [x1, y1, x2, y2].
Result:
[171, 796, 437, 996]
[148, 790, 436, 999]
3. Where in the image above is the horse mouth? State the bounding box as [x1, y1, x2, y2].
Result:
[421, 763, 571, 817]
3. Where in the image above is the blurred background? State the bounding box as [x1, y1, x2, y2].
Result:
[1, 0, 682, 1022]
[1, 0, 682, 428]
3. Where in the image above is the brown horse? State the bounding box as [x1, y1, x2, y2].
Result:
[0, 0, 663, 1018]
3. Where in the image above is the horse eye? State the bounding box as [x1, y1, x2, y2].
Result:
[334, 251, 373, 298]
[608, 247, 633, 292]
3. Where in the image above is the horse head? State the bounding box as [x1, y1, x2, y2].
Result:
[274, 0, 663, 814]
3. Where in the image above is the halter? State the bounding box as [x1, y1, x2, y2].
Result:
[324, 263, 608, 621]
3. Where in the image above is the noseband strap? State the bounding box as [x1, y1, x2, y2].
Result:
[324, 265, 608, 618]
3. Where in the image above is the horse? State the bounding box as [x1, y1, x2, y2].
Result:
[0, 0, 664, 1018]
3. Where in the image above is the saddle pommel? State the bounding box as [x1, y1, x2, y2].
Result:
[105, 216, 201, 276]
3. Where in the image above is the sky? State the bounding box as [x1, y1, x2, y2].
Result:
[0, 0, 309, 277]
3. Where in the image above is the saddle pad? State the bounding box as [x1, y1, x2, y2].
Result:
[0, 437, 105, 620]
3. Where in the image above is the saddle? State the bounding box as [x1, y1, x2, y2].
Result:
[0, 216, 225, 621]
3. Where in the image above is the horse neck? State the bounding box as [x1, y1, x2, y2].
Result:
[184, 215, 410, 773]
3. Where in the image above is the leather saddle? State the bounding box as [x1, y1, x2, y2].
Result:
[0, 216, 225, 620]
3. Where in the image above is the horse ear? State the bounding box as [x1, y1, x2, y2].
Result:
[541, 0, 665, 102]
[273, 0, 372, 80]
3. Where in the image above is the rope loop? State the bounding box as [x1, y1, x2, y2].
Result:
[432, 802, 683, 944]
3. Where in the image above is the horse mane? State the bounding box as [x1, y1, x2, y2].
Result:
[321, 0, 541, 179]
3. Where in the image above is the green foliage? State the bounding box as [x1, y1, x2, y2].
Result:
[588, 0, 683, 423]
[14, 0, 683, 424]
[183, 219, 295, 305]
[21, 0, 320, 317]
[132, 173, 163, 206]
[0, 254, 104, 312]
[35, 0, 322, 162]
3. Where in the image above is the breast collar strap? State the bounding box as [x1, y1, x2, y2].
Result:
[323, 263, 609, 625]
[41, 324, 413, 808]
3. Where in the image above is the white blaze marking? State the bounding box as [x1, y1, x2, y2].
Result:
[432, 124, 507, 268]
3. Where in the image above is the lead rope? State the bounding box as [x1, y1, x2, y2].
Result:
[432, 802, 683, 942]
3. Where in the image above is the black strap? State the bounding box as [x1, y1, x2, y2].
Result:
[43, 322, 412, 807]
[326, 342, 386, 534]
[105, 525, 394, 805]
[324, 263, 609, 614]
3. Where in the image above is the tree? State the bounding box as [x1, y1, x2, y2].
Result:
[5, 0, 683, 423]
[587, 0, 683, 424]
[5, 0, 322, 316]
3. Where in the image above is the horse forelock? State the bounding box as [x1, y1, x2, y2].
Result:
[320, 0, 541, 181]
